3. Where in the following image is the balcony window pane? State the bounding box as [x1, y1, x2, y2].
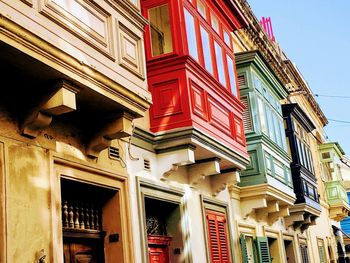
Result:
[200, 26, 213, 74]
[211, 14, 219, 32]
[226, 54, 237, 96]
[224, 31, 231, 47]
[185, 9, 199, 61]
[197, 0, 206, 18]
[214, 41, 226, 86]
[149, 4, 173, 56]
[257, 97, 266, 133]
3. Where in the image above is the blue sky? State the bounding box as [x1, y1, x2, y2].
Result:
[248, 0, 350, 155]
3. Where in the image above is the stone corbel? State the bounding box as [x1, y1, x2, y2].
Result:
[255, 201, 279, 221]
[284, 211, 304, 228]
[241, 197, 267, 219]
[157, 145, 195, 180]
[211, 169, 240, 197]
[267, 205, 289, 225]
[188, 158, 220, 186]
[87, 112, 134, 158]
[21, 80, 78, 138]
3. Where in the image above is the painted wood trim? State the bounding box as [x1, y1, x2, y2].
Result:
[136, 177, 192, 263]
[52, 154, 135, 262]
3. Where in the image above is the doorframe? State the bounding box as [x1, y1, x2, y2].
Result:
[136, 177, 192, 263]
[51, 154, 135, 263]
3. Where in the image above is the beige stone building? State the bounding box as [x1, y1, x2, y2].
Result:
[0, 0, 349, 263]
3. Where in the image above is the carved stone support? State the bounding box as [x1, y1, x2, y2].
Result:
[157, 146, 195, 180]
[211, 170, 240, 197]
[86, 112, 134, 158]
[188, 158, 220, 186]
[241, 198, 267, 219]
[21, 80, 78, 138]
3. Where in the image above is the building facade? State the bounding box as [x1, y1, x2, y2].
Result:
[0, 0, 349, 263]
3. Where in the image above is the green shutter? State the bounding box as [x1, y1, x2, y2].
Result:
[240, 234, 249, 263]
[255, 237, 271, 263]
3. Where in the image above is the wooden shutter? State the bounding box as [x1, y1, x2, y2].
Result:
[241, 96, 252, 131]
[300, 244, 309, 263]
[238, 75, 246, 88]
[206, 209, 231, 263]
[240, 234, 249, 263]
[256, 237, 271, 263]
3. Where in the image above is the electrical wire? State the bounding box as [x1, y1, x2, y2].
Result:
[315, 94, 350, 99]
[328, 118, 350, 124]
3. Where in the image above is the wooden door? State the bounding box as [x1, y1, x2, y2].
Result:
[64, 239, 104, 263]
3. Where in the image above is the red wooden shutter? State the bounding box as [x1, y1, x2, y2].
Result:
[206, 209, 231, 263]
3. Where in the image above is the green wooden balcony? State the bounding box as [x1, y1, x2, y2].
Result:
[325, 180, 350, 221]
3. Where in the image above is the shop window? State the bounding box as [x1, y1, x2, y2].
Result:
[206, 209, 231, 262]
[149, 4, 173, 56]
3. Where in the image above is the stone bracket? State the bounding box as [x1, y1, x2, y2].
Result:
[87, 112, 134, 158]
[284, 212, 305, 228]
[157, 146, 195, 180]
[21, 80, 78, 138]
[241, 197, 267, 219]
[267, 205, 289, 225]
[188, 158, 220, 186]
[211, 170, 240, 197]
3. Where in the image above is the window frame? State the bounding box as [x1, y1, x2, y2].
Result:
[143, 0, 177, 61]
[183, 0, 239, 97]
[201, 196, 233, 263]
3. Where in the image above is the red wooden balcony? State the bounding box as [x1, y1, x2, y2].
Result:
[141, 0, 249, 172]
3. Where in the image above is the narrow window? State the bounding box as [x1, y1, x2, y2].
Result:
[226, 54, 237, 96]
[224, 31, 231, 47]
[214, 41, 226, 86]
[149, 4, 173, 56]
[184, 9, 199, 61]
[197, 0, 206, 18]
[211, 14, 219, 32]
[257, 97, 267, 133]
[200, 26, 213, 74]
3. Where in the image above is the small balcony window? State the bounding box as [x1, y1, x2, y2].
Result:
[149, 4, 173, 56]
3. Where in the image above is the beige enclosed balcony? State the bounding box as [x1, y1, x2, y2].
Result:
[0, 0, 151, 157]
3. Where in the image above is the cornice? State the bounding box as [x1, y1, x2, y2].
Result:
[282, 103, 316, 132]
[284, 60, 328, 126]
[235, 50, 288, 99]
[234, 0, 290, 86]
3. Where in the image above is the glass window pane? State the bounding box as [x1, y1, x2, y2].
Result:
[224, 31, 231, 47]
[257, 97, 266, 133]
[200, 26, 213, 74]
[197, 0, 206, 18]
[214, 41, 226, 86]
[184, 9, 199, 61]
[149, 4, 173, 56]
[211, 14, 219, 32]
[226, 54, 237, 96]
